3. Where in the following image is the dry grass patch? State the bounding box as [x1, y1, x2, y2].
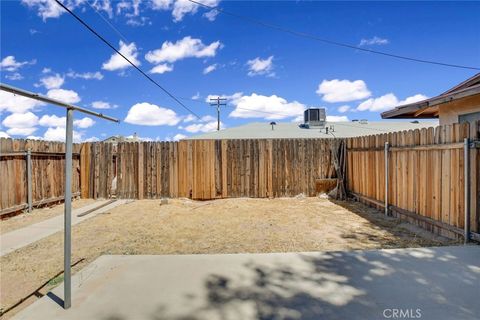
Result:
[0, 197, 455, 318]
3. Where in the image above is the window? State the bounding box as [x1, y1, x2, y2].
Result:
[458, 111, 480, 124]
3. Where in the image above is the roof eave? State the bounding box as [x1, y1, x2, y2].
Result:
[382, 84, 480, 119]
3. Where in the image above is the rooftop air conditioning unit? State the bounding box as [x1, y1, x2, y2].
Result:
[304, 108, 326, 128]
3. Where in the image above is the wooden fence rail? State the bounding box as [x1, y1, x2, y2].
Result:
[1, 121, 478, 241]
[80, 139, 339, 200]
[346, 121, 480, 239]
[0, 138, 81, 214]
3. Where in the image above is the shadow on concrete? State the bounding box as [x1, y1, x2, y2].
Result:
[46, 292, 64, 309]
[140, 247, 478, 320]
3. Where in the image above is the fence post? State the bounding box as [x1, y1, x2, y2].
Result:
[464, 138, 470, 244]
[384, 142, 389, 216]
[26, 148, 32, 213]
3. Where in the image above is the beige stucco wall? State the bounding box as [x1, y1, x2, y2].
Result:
[438, 94, 480, 125]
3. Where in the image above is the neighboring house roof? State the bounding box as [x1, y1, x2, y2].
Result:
[102, 134, 139, 143]
[184, 121, 438, 140]
[381, 73, 480, 119]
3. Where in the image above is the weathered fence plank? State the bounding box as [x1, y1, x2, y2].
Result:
[346, 121, 479, 239]
[0, 138, 81, 213]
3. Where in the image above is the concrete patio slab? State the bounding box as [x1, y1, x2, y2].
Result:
[1, 199, 130, 256]
[13, 246, 480, 320]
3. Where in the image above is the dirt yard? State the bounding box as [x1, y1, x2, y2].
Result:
[0, 197, 455, 318]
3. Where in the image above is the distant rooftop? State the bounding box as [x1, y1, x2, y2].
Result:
[185, 120, 438, 140]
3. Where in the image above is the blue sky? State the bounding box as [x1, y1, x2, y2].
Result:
[1, 0, 479, 142]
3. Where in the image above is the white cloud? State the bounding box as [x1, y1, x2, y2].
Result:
[26, 135, 42, 140]
[174, 133, 187, 140]
[357, 93, 428, 111]
[42, 67, 51, 73]
[74, 117, 95, 129]
[66, 71, 104, 80]
[22, 0, 218, 23]
[21, 0, 76, 20]
[39, 114, 65, 127]
[5, 72, 24, 80]
[165, 133, 187, 141]
[356, 93, 427, 112]
[46, 89, 81, 104]
[0, 91, 45, 113]
[0, 55, 34, 72]
[228, 93, 305, 120]
[205, 92, 243, 104]
[181, 114, 215, 124]
[102, 41, 141, 71]
[0, 131, 10, 138]
[357, 93, 398, 112]
[199, 115, 216, 122]
[151, 0, 221, 22]
[151, 0, 172, 10]
[39, 73, 64, 89]
[398, 94, 428, 105]
[2, 112, 38, 136]
[43, 126, 83, 142]
[39, 114, 95, 128]
[126, 16, 151, 27]
[7, 127, 38, 136]
[184, 120, 223, 133]
[359, 36, 389, 46]
[203, 9, 219, 21]
[91, 101, 118, 109]
[84, 136, 100, 142]
[337, 105, 351, 113]
[203, 63, 217, 74]
[172, 0, 199, 22]
[246, 56, 274, 77]
[292, 115, 303, 123]
[327, 115, 349, 122]
[183, 114, 197, 123]
[125, 102, 181, 126]
[90, 0, 114, 18]
[146, 36, 222, 65]
[191, 92, 201, 100]
[2, 112, 39, 129]
[317, 79, 371, 103]
[149, 63, 174, 74]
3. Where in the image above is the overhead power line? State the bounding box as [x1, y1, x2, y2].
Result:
[188, 0, 480, 71]
[54, 0, 200, 119]
[86, 0, 129, 42]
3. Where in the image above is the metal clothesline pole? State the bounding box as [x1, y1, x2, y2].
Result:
[0, 83, 118, 122]
[0, 83, 119, 309]
[384, 142, 389, 216]
[464, 138, 470, 244]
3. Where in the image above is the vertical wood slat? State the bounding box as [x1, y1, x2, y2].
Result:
[1, 138, 81, 211]
[345, 121, 478, 239]
[3, 120, 478, 236]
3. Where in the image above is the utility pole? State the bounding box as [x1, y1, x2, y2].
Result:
[209, 97, 227, 131]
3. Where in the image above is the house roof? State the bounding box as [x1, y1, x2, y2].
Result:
[184, 121, 438, 140]
[381, 73, 480, 119]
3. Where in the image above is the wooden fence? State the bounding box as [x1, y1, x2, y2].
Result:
[0, 138, 81, 215]
[80, 139, 338, 200]
[2, 121, 478, 241]
[346, 121, 479, 239]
